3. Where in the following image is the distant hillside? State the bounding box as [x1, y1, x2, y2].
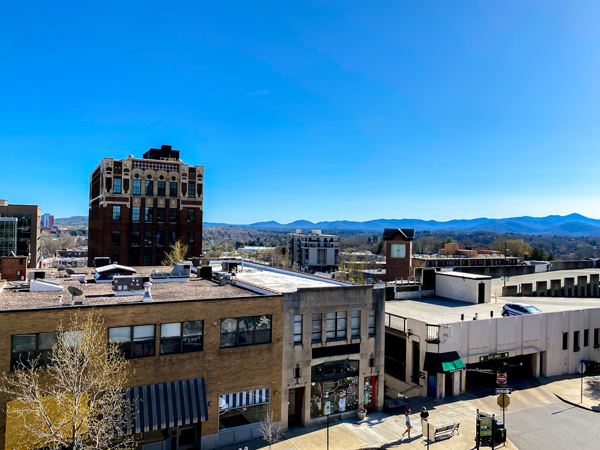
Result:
[54, 216, 88, 226]
[205, 213, 600, 236]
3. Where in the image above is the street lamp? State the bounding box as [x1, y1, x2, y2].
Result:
[503, 241, 508, 293]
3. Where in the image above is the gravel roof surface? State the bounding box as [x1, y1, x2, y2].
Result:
[0, 266, 256, 311]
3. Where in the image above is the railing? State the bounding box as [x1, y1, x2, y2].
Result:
[385, 312, 407, 334]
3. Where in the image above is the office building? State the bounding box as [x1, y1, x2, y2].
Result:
[88, 145, 204, 267]
[0, 200, 41, 268]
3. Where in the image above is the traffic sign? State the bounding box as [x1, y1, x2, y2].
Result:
[496, 372, 507, 385]
[496, 388, 512, 395]
[577, 362, 587, 375]
[497, 394, 510, 408]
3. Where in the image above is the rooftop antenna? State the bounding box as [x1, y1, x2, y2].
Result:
[68, 286, 83, 306]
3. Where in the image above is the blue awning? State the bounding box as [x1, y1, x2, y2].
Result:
[127, 378, 208, 434]
[219, 388, 270, 411]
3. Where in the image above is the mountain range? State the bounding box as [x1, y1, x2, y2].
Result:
[204, 213, 600, 236]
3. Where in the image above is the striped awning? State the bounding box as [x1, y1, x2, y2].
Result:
[219, 388, 270, 411]
[127, 378, 208, 434]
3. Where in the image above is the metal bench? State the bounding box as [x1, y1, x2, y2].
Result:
[431, 422, 460, 441]
[383, 396, 409, 412]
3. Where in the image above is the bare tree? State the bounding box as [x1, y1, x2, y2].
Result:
[0, 312, 136, 450]
[161, 240, 190, 266]
[258, 409, 284, 449]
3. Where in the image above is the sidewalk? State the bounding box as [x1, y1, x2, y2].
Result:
[536, 373, 600, 412]
[220, 373, 600, 450]
[221, 394, 519, 450]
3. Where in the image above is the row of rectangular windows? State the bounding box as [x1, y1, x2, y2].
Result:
[294, 310, 376, 344]
[111, 230, 195, 246]
[562, 328, 600, 351]
[113, 206, 195, 223]
[10, 315, 272, 370]
[113, 179, 198, 198]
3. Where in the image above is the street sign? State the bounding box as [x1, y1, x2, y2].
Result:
[577, 362, 587, 375]
[496, 388, 512, 395]
[496, 372, 508, 385]
[479, 352, 509, 362]
[497, 394, 510, 408]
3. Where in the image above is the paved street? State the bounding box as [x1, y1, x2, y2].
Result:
[507, 403, 598, 450]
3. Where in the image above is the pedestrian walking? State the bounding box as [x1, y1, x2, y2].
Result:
[420, 406, 430, 438]
[402, 408, 412, 439]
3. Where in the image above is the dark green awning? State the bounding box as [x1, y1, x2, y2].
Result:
[423, 351, 465, 373]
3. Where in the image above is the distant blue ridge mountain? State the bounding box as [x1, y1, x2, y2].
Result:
[204, 213, 600, 236]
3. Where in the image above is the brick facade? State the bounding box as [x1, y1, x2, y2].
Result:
[0, 295, 284, 449]
[88, 145, 204, 267]
[383, 229, 415, 281]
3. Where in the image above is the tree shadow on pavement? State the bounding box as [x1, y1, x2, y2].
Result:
[584, 376, 600, 402]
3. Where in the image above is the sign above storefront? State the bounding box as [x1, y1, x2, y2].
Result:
[479, 352, 509, 363]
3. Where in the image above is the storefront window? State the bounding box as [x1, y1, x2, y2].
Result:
[310, 359, 359, 418]
[310, 377, 359, 418]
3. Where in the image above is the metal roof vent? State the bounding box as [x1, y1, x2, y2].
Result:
[143, 282, 153, 302]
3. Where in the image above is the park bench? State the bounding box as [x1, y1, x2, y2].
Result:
[429, 422, 460, 441]
[383, 396, 409, 412]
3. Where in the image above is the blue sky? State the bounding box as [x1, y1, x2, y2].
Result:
[1, 1, 600, 224]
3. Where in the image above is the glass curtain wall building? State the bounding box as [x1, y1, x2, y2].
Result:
[0, 218, 17, 258]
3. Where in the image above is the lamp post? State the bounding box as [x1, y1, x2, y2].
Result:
[503, 241, 508, 292]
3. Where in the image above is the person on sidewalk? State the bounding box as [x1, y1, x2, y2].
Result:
[402, 409, 412, 439]
[420, 407, 430, 438]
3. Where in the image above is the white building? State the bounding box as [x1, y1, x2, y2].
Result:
[384, 270, 600, 400]
[289, 230, 339, 272]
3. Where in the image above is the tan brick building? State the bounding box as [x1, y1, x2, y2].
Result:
[0, 270, 283, 450]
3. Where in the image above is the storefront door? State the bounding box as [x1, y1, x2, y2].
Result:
[363, 376, 376, 409]
[288, 387, 304, 426]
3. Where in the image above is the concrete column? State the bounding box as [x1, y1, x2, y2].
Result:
[452, 371, 460, 396]
[577, 276, 587, 297]
[564, 278, 575, 297]
[590, 274, 599, 297]
[550, 279, 561, 297]
[535, 280, 547, 297]
[437, 373, 445, 399]
[532, 352, 541, 377]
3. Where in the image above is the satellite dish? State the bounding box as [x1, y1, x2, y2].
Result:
[68, 286, 83, 305]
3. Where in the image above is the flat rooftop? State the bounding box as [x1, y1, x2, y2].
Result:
[0, 267, 256, 311]
[231, 264, 344, 293]
[386, 269, 600, 325]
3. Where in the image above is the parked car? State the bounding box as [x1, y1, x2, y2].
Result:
[502, 302, 542, 317]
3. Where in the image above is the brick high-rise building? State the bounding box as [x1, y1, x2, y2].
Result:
[88, 145, 204, 267]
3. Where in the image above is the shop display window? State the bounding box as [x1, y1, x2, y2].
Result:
[310, 359, 360, 418]
[310, 377, 359, 418]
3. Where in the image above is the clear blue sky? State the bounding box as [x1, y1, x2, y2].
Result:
[2, 1, 600, 224]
